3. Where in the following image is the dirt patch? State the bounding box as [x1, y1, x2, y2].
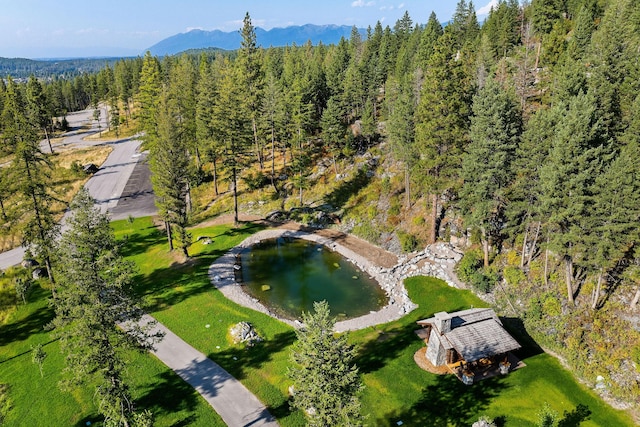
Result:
[413, 347, 450, 375]
[194, 214, 398, 269]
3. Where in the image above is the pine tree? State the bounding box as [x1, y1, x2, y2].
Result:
[288, 301, 363, 426]
[539, 92, 610, 305]
[321, 96, 347, 178]
[531, 0, 564, 34]
[211, 59, 252, 224]
[5, 78, 58, 285]
[237, 12, 265, 169]
[460, 78, 522, 266]
[149, 88, 191, 257]
[137, 52, 162, 146]
[387, 79, 416, 209]
[25, 76, 53, 153]
[417, 12, 443, 69]
[415, 30, 475, 243]
[52, 189, 162, 426]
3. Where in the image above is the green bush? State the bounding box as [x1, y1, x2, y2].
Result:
[456, 249, 483, 283]
[470, 268, 498, 293]
[388, 198, 401, 216]
[353, 222, 379, 244]
[397, 230, 418, 253]
[503, 266, 526, 287]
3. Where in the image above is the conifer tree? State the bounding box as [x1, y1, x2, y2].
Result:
[387, 79, 416, 209]
[5, 78, 58, 284]
[460, 78, 522, 267]
[288, 301, 363, 426]
[539, 92, 610, 305]
[150, 87, 191, 256]
[415, 30, 475, 243]
[211, 59, 252, 224]
[52, 189, 161, 426]
[237, 12, 265, 169]
[137, 52, 162, 146]
[25, 76, 53, 153]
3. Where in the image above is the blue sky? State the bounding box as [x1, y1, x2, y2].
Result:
[0, 0, 498, 59]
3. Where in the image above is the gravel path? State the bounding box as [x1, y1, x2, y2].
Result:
[208, 226, 464, 332]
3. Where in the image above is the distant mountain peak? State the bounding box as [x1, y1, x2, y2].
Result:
[145, 24, 365, 56]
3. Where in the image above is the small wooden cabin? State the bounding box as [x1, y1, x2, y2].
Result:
[416, 308, 521, 384]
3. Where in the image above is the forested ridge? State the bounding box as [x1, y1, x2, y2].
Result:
[2, 0, 640, 412]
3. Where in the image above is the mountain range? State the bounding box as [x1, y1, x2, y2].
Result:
[146, 24, 366, 56]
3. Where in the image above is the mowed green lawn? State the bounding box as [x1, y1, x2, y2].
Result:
[0, 216, 636, 426]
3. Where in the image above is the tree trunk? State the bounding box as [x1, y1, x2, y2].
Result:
[544, 235, 549, 286]
[43, 126, 53, 154]
[565, 256, 575, 306]
[429, 193, 438, 244]
[404, 165, 410, 209]
[592, 268, 603, 310]
[252, 117, 263, 169]
[527, 221, 541, 266]
[520, 226, 529, 269]
[631, 286, 640, 310]
[233, 165, 239, 226]
[213, 157, 219, 196]
[0, 198, 5, 220]
[534, 42, 541, 70]
[481, 228, 489, 267]
[165, 220, 173, 251]
[271, 125, 277, 192]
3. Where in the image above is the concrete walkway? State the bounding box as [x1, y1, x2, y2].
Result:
[141, 315, 279, 427]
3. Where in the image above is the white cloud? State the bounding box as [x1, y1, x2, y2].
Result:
[398, 3, 405, 8]
[380, 5, 394, 10]
[352, 0, 375, 7]
[186, 26, 203, 32]
[477, 0, 499, 16]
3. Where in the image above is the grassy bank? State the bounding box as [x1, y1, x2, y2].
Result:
[0, 216, 634, 425]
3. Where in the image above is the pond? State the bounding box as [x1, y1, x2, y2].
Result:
[238, 237, 388, 320]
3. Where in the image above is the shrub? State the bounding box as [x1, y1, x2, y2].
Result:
[353, 222, 379, 244]
[388, 198, 401, 216]
[412, 216, 425, 226]
[470, 268, 498, 293]
[503, 266, 525, 287]
[456, 249, 483, 283]
[397, 230, 418, 253]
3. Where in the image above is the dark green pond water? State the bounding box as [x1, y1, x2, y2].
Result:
[239, 237, 388, 320]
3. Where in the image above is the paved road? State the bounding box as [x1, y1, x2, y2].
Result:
[0, 108, 153, 269]
[141, 315, 279, 427]
[2, 108, 280, 425]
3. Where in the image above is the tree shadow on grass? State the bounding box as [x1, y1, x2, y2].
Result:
[354, 305, 470, 375]
[0, 297, 54, 349]
[118, 225, 166, 259]
[135, 369, 203, 425]
[210, 330, 296, 381]
[376, 374, 507, 426]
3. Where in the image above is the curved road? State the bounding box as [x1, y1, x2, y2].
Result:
[1, 108, 279, 426]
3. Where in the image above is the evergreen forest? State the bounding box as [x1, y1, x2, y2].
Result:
[1, 0, 640, 421]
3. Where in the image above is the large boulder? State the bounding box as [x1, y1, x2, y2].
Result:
[230, 322, 263, 346]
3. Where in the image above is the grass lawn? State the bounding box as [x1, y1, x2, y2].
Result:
[112, 217, 635, 426]
[1, 216, 635, 426]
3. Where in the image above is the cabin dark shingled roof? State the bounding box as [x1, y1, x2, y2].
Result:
[417, 308, 521, 363]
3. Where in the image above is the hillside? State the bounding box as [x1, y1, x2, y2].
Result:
[146, 24, 366, 56]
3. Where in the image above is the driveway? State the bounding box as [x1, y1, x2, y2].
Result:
[0, 108, 155, 269]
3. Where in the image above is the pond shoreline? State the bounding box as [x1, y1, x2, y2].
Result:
[208, 225, 464, 332]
